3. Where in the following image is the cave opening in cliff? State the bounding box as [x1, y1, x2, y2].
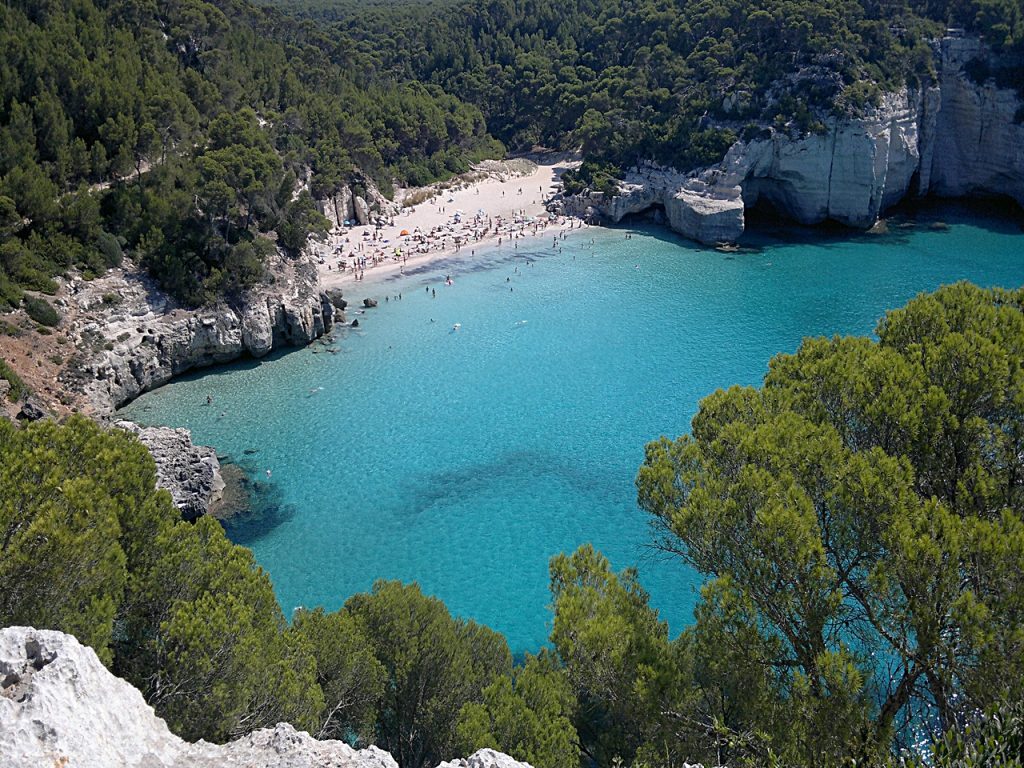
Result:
[619, 203, 668, 226]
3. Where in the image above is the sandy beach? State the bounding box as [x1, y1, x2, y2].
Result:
[312, 156, 583, 290]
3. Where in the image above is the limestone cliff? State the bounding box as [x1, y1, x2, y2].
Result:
[558, 36, 1023, 244]
[0, 626, 537, 768]
[925, 36, 1024, 205]
[316, 175, 401, 229]
[60, 249, 335, 415]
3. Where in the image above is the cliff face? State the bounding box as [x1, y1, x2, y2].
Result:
[728, 88, 927, 228]
[925, 37, 1024, 205]
[0, 626, 535, 768]
[560, 36, 1023, 243]
[62, 249, 335, 415]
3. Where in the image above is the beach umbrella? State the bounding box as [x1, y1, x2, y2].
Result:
[400, 229, 410, 235]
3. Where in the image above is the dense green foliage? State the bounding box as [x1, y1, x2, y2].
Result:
[638, 282, 1024, 765]
[345, 581, 513, 768]
[304, 0, 947, 166]
[0, 0, 499, 306]
[912, 699, 1024, 767]
[456, 651, 580, 768]
[0, 416, 323, 739]
[3, 289, 1023, 763]
[0, 357, 29, 400]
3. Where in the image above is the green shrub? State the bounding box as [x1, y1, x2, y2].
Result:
[24, 296, 59, 327]
[0, 357, 28, 400]
[96, 231, 124, 268]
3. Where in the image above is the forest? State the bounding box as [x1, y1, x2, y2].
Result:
[0, 0, 500, 307]
[284, 0, 1022, 184]
[2, 284, 1023, 767]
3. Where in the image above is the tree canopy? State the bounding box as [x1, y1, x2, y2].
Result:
[0, 0, 500, 307]
[637, 282, 1024, 764]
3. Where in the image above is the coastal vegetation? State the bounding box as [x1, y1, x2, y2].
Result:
[0, 0, 499, 307]
[3, 285, 1023, 766]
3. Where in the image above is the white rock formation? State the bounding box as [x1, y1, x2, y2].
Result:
[559, 36, 1024, 244]
[60, 249, 334, 414]
[316, 177, 399, 229]
[926, 36, 1024, 206]
[0, 627, 535, 768]
[436, 749, 535, 768]
[559, 164, 745, 244]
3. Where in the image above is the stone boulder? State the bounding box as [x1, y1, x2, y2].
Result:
[0, 626, 537, 768]
[354, 196, 370, 226]
[363, 298, 378, 308]
[325, 287, 347, 311]
[16, 399, 47, 421]
[115, 421, 224, 520]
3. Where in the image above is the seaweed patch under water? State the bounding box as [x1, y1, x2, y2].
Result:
[212, 459, 296, 545]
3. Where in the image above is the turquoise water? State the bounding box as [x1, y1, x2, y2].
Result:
[120, 202, 1024, 652]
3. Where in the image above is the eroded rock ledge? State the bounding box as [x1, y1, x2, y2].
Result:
[0, 626, 538, 768]
[60, 248, 336, 416]
[557, 36, 1024, 244]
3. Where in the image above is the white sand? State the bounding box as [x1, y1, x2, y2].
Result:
[313, 157, 582, 289]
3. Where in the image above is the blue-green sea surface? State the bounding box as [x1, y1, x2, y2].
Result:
[120, 202, 1024, 652]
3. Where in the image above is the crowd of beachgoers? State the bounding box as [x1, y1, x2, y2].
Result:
[315, 158, 586, 288]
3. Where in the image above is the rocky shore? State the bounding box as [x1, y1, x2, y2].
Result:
[59, 248, 337, 416]
[114, 421, 225, 521]
[557, 36, 1024, 244]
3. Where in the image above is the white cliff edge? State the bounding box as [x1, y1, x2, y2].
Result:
[59, 248, 335, 415]
[0, 626, 535, 768]
[558, 36, 1024, 244]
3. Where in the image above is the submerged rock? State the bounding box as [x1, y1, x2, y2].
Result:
[0, 626, 536, 768]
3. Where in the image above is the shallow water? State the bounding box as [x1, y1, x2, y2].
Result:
[121, 201, 1024, 652]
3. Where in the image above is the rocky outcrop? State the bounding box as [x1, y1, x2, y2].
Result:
[316, 176, 400, 229]
[559, 36, 1023, 244]
[16, 398, 47, 421]
[0, 626, 536, 768]
[115, 421, 224, 520]
[62, 250, 334, 414]
[726, 88, 926, 228]
[436, 750, 535, 768]
[557, 164, 745, 245]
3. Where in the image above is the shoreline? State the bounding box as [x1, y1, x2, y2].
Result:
[312, 157, 586, 290]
